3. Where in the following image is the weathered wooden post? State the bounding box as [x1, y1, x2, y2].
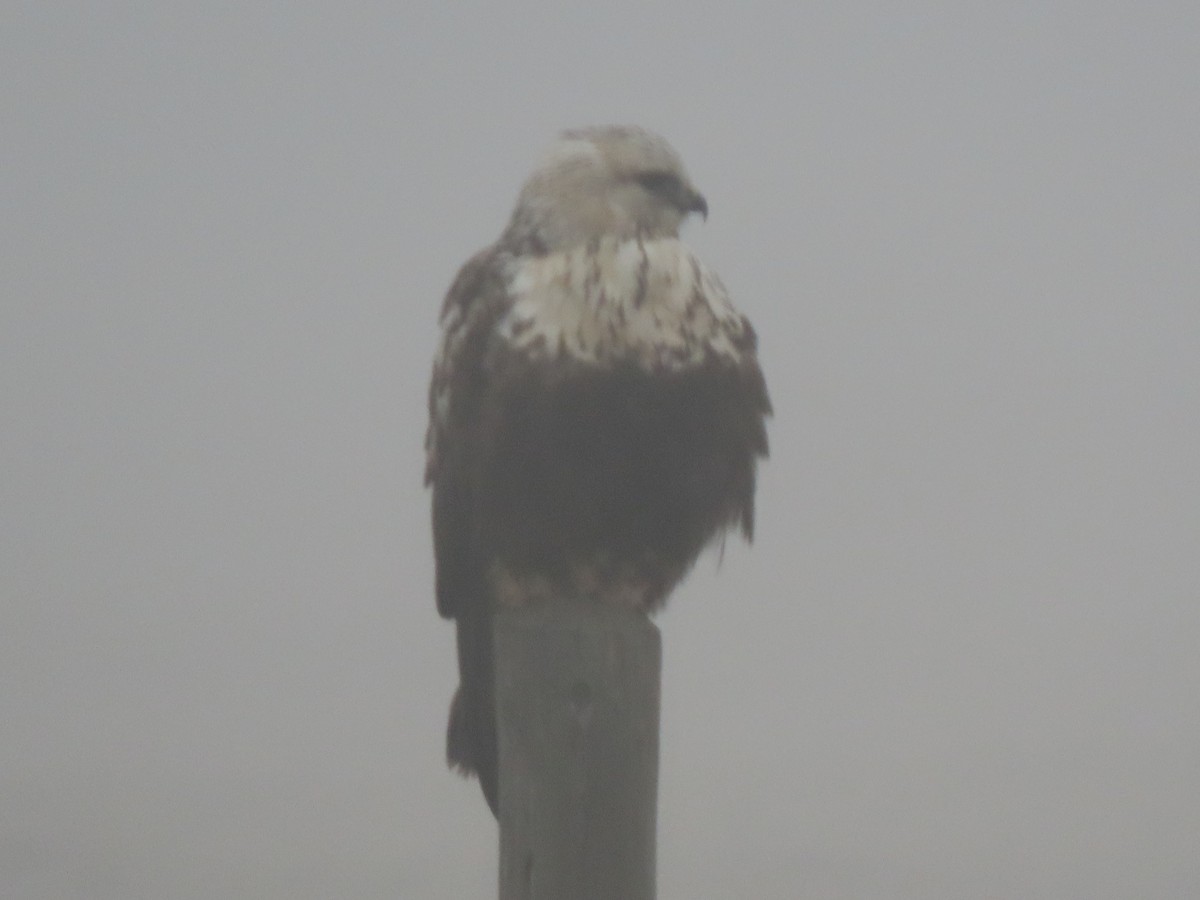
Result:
[495, 601, 661, 900]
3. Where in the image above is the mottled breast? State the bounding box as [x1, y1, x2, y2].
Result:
[497, 237, 752, 371]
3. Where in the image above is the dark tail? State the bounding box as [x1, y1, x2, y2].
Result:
[447, 611, 498, 817]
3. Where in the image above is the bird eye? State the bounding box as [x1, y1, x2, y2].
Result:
[635, 171, 682, 197]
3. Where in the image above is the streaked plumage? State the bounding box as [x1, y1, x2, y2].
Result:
[425, 126, 771, 815]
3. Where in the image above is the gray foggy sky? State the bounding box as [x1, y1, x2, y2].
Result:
[3, 3, 1198, 898]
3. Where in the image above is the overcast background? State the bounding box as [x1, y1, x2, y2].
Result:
[4, 3, 1198, 898]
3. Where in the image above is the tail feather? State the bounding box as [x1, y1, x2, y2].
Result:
[445, 688, 472, 774]
[445, 686, 498, 816]
[447, 611, 499, 817]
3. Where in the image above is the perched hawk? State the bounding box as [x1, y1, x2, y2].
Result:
[424, 126, 771, 816]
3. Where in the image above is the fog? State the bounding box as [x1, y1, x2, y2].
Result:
[3, 3, 1197, 897]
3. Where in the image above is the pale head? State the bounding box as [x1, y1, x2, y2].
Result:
[506, 126, 708, 252]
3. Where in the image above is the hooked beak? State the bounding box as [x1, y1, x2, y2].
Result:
[686, 189, 708, 221]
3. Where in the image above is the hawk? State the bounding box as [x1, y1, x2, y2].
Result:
[424, 126, 771, 816]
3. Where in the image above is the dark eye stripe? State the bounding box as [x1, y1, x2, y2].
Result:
[635, 171, 682, 197]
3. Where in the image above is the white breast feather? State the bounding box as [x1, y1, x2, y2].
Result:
[497, 238, 747, 370]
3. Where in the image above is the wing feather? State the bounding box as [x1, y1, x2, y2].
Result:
[426, 246, 511, 618]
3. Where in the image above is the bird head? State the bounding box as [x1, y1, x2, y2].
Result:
[509, 126, 708, 252]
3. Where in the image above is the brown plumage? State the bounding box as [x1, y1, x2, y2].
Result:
[424, 127, 770, 816]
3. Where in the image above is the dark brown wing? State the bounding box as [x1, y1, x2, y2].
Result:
[425, 246, 515, 814]
[730, 315, 773, 540]
[425, 246, 509, 619]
